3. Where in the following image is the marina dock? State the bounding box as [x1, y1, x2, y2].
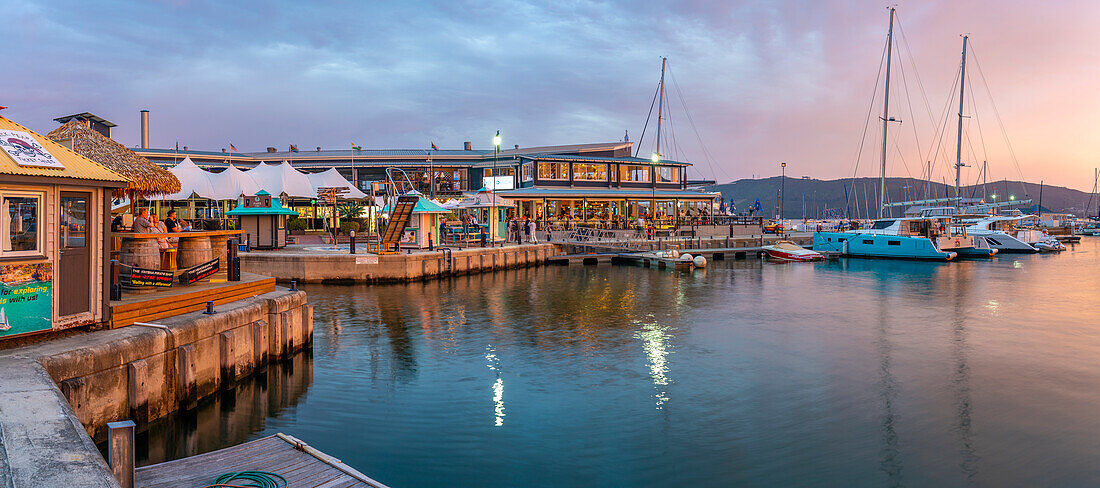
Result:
[136, 433, 389, 488]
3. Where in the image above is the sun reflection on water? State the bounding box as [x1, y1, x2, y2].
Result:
[635, 322, 674, 409]
[486, 346, 505, 426]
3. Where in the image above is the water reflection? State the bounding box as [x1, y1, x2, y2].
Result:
[635, 321, 674, 409]
[122, 350, 314, 467]
[150, 241, 1100, 487]
[486, 346, 505, 427]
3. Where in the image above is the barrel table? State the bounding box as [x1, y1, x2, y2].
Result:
[114, 230, 244, 287]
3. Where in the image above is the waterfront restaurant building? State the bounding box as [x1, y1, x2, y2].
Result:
[0, 115, 127, 338]
[134, 140, 719, 228]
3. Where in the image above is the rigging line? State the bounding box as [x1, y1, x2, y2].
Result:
[894, 38, 924, 180]
[895, 16, 940, 132]
[927, 61, 962, 182]
[965, 68, 990, 165]
[846, 30, 890, 213]
[667, 65, 731, 182]
[634, 76, 662, 158]
[968, 42, 1027, 194]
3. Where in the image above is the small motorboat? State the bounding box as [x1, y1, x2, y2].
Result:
[763, 241, 825, 262]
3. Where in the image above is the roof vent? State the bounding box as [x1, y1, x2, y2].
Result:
[316, 146, 321, 151]
[464, 141, 472, 151]
[267, 147, 277, 153]
[514, 144, 519, 150]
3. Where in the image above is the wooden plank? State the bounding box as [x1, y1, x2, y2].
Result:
[111, 277, 274, 313]
[136, 435, 386, 488]
[109, 279, 276, 327]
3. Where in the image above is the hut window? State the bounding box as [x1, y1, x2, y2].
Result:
[2, 193, 42, 255]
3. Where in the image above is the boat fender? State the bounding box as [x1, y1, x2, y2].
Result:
[680, 253, 693, 261]
[692, 255, 707, 268]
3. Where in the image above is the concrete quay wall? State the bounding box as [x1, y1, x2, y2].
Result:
[0, 289, 312, 487]
[240, 243, 560, 283]
[556, 235, 813, 255]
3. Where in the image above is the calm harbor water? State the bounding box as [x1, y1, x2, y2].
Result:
[143, 239, 1100, 487]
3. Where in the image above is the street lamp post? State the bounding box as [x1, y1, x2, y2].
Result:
[780, 162, 786, 221]
[493, 130, 501, 246]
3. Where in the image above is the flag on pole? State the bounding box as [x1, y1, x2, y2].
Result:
[229, 142, 238, 152]
[430, 142, 438, 151]
[351, 143, 362, 151]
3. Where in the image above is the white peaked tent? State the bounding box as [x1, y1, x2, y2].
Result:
[207, 164, 261, 200]
[246, 161, 315, 198]
[152, 157, 216, 200]
[305, 168, 367, 199]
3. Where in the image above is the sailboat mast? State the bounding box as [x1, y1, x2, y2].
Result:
[655, 57, 667, 159]
[954, 35, 969, 206]
[878, 7, 896, 219]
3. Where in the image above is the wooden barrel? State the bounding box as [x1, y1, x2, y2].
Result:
[119, 238, 159, 269]
[119, 238, 160, 293]
[177, 236, 214, 269]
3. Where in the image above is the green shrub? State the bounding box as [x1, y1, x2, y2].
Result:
[338, 201, 365, 220]
[339, 221, 361, 235]
[287, 217, 307, 232]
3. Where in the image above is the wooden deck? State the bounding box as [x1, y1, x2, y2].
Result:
[135, 433, 389, 488]
[109, 271, 276, 328]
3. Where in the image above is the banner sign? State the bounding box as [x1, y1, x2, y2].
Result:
[179, 258, 219, 285]
[121, 266, 174, 288]
[0, 130, 64, 169]
[0, 263, 53, 337]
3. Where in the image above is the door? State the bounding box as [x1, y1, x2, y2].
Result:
[59, 192, 91, 316]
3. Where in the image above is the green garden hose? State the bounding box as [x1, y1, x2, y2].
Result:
[202, 470, 287, 488]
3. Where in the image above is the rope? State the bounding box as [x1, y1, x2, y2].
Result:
[202, 471, 287, 488]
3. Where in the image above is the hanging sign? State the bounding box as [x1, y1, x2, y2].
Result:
[0, 263, 53, 337]
[179, 258, 220, 285]
[121, 266, 174, 288]
[0, 130, 64, 169]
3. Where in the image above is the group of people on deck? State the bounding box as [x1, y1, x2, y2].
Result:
[508, 217, 539, 244]
[113, 208, 192, 249]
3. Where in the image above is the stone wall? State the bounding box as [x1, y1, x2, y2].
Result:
[3, 289, 311, 442]
[240, 244, 560, 283]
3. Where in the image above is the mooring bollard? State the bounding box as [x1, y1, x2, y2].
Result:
[350, 231, 356, 254]
[107, 420, 136, 488]
[290, 280, 298, 291]
[204, 301, 216, 314]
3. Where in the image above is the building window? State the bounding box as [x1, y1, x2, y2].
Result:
[619, 164, 650, 182]
[522, 162, 534, 181]
[573, 163, 608, 181]
[2, 192, 43, 256]
[656, 166, 680, 183]
[538, 162, 569, 180]
[483, 167, 514, 177]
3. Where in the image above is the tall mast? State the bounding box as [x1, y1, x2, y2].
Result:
[655, 57, 667, 159]
[878, 7, 896, 219]
[954, 35, 969, 206]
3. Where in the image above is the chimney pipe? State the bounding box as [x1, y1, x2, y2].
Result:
[139, 110, 149, 149]
[464, 141, 472, 151]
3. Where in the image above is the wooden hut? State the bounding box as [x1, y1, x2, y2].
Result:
[226, 191, 298, 249]
[0, 114, 127, 337]
[47, 119, 180, 198]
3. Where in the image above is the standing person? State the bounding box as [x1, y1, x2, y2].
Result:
[132, 208, 152, 233]
[523, 217, 532, 243]
[528, 219, 538, 244]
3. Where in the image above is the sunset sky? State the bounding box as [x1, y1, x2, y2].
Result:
[3, 0, 1098, 191]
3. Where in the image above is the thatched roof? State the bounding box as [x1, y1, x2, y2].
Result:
[47, 120, 180, 196]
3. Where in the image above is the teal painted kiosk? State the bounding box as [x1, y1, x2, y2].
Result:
[227, 191, 298, 249]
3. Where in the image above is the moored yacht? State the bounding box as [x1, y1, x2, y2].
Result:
[962, 215, 1039, 253]
[814, 218, 957, 261]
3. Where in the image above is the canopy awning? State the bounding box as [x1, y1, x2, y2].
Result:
[246, 161, 316, 198]
[207, 164, 260, 200]
[149, 157, 216, 200]
[305, 168, 367, 199]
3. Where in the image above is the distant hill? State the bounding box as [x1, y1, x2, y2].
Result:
[708, 177, 1099, 219]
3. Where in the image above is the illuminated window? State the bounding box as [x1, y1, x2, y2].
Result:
[522, 162, 534, 181]
[572, 163, 608, 181]
[537, 162, 569, 180]
[2, 192, 43, 256]
[619, 165, 650, 182]
[656, 166, 680, 183]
